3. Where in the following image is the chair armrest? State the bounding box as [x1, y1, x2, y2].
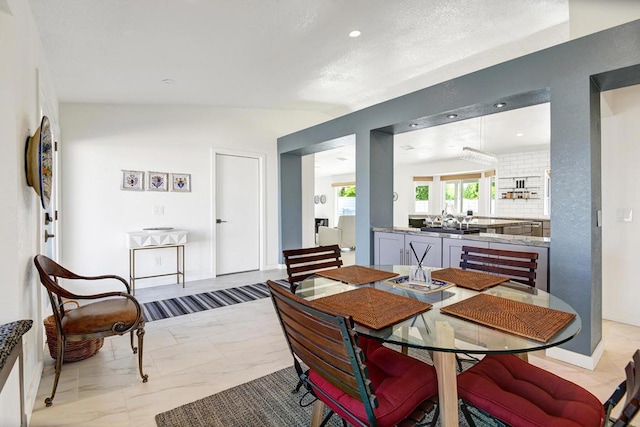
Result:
[68, 274, 131, 294]
[318, 226, 341, 246]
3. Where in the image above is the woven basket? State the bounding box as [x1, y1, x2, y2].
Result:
[43, 302, 104, 363]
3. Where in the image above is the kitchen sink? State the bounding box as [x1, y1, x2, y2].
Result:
[420, 227, 480, 235]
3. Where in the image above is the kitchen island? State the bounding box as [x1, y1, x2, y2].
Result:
[372, 227, 550, 291]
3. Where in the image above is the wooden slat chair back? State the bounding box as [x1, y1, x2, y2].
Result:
[283, 244, 342, 292]
[267, 280, 378, 425]
[267, 280, 438, 427]
[460, 245, 539, 287]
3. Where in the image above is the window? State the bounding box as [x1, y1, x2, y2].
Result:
[413, 176, 433, 213]
[415, 184, 429, 212]
[441, 173, 481, 214]
[336, 185, 356, 217]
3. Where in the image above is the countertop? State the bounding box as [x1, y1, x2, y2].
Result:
[466, 218, 532, 228]
[409, 218, 533, 229]
[409, 214, 550, 222]
[372, 227, 550, 248]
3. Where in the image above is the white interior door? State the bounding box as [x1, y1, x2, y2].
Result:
[216, 153, 260, 275]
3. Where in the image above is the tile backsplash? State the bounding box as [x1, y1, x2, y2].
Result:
[496, 150, 549, 217]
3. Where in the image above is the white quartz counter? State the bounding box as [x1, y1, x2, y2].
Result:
[372, 227, 550, 248]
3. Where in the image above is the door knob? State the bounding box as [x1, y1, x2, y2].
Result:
[44, 230, 55, 242]
[216, 219, 227, 224]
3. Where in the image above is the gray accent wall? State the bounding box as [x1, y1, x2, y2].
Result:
[278, 20, 640, 357]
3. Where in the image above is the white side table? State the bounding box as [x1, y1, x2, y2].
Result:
[126, 230, 188, 295]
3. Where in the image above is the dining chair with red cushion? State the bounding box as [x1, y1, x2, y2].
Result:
[457, 353, 610, 427]
[267, 280, 439, 427]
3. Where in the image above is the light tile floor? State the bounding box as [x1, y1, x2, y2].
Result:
[30, 255, 637, 426]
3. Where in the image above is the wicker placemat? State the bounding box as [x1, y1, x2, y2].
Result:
[431, 267, 509, 291]
[313, 287, 432, 330]
[440, 293, 576, 342]
[315, 265, 399, 286]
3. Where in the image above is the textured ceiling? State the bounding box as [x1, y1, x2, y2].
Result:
[28, 0, 570, 114]
[314, 103, 551, 177]
[34, 1, 640, 176]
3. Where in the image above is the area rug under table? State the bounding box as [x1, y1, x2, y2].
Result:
[155, 359, 500, 427]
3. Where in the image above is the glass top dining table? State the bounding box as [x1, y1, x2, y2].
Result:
[296, 265, 582, 426]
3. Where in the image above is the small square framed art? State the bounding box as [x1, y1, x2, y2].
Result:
[147, 171, 168, 191]
[170, 173, 191, 192]
[121, 170, 144, 191]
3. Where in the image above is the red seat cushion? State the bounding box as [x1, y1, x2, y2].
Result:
[457, 354, 605, 427]
[309, 338, 438, 427]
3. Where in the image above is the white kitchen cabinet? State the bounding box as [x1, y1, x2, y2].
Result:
[442, 239, 489, 269]
[405, 234, 442, 267]
[374, 232, 442, 267]
[373, 232, 405, 265]
[374, 231, 549, 291]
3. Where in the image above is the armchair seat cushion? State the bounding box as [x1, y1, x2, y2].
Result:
[457, 354, 605, 427]
[309, 338, 437, 427]
[62, 299, 140, 335]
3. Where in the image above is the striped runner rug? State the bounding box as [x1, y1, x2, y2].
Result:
[142, 280, 289, 322]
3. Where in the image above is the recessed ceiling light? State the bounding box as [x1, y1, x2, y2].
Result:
[401, 145, 414, 151]
[516, 132, 524, 137]
[161, 78, 175, 85]
[494, 102, 506, 108]
[447, 114, 458, 119]
[349, 30, 361, 38]
[409, 123, 419, 128]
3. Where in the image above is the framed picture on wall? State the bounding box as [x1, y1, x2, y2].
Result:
[121, 170, 144, 191]
[170, 173, 191, 192]
[147, 171, 168, 191]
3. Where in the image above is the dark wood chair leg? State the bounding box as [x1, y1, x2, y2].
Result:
[130, 330, 137, 354]
[136, 328, 148, 382]
[45, 334, 65, 407]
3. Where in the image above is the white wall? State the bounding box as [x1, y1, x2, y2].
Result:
[602, 84, 640, 326]
[59, 104, 330, 288]
[0, 0, 58, 422]
[495, 150, 549, 217]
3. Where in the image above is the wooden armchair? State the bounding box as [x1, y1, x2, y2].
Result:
[460, 245, 539, 287]
[267, 280, 439, 427]
[33, 255, 148, 407]
[282, 244, 343, 292]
